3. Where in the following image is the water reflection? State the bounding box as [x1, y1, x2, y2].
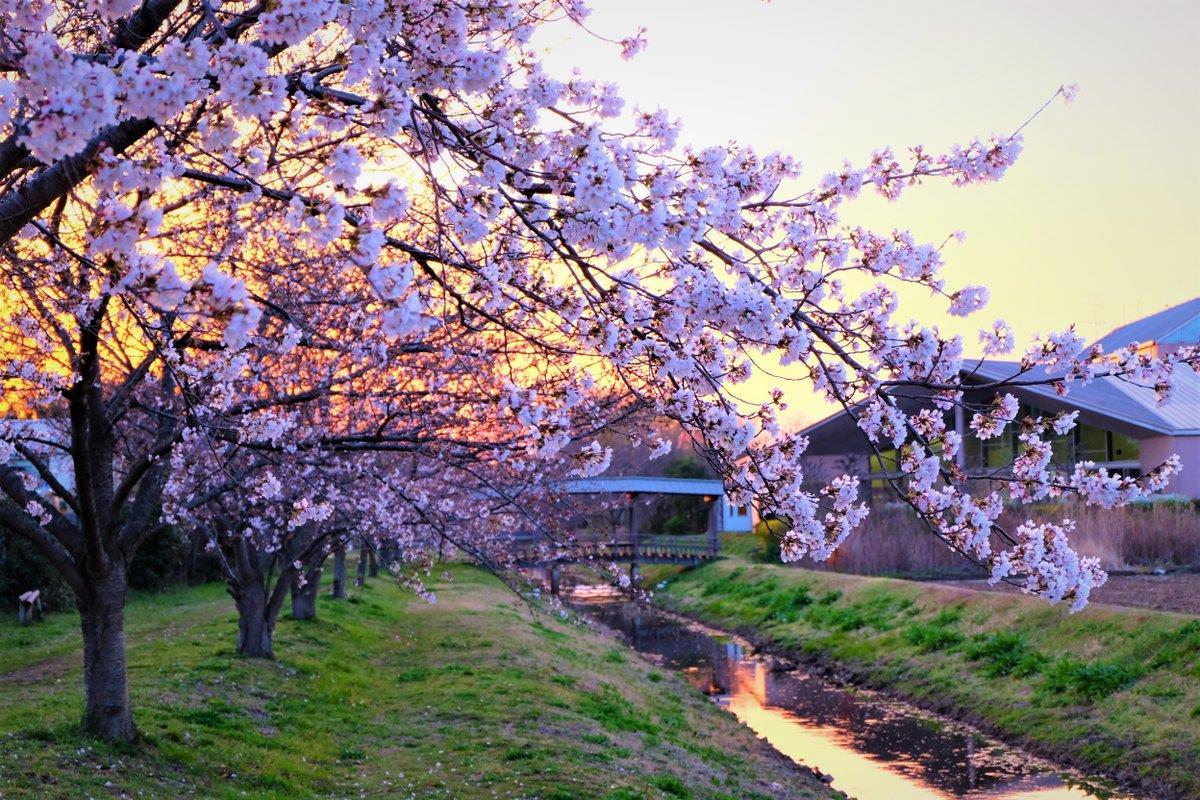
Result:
[574, 595, 1136, 800]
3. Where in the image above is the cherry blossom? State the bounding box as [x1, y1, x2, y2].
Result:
[0, 0, 1194, 748]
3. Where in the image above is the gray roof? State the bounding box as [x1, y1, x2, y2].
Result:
[799, 356, 1200, 453]
[562, 476, 726, 496]
[973, 297, 1200, 437]
[800, 300, 1200, 449]
[1093, 297, 1200, 352]
[965, 360, 1200, 437]
[964, 298, 1200, 436]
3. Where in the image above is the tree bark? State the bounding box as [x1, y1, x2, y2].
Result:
[232, 578, 276, 659]
[330, 547, 346, 598]
[78, 565, 137, 741]
[368, 547, 379, 578]
[290, 567, 321, 620]
[355, 540, 367, 587]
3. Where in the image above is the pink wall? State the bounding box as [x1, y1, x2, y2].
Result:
[1141, 436, 1200, 498]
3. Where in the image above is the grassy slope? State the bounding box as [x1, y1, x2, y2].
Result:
[655, 551, 1200, 799]
[0, 569, 839, 800]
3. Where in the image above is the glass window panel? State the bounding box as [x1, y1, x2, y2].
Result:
[964, 433, 983, 469]
[984, 434, 1012, 469]
[870, 449, 898, 475]
[1109, 431, 1140, 461]
[1050, 434, 1073, 466]
[1077, 424, 1108, 462]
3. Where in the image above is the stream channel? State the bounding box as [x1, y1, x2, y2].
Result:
[566, 584, 1141, 800]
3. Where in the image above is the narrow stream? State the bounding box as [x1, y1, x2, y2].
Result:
[566, 586, 1140, 800]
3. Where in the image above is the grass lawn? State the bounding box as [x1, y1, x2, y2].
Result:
[0, 568, 838, 800]
[656, 551, 1200, 799]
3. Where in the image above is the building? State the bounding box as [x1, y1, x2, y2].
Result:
[0, 418, 73, 493]
[799, 298, 1200, 500]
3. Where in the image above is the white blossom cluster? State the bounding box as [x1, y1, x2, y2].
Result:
[0, 0, 1194, 622]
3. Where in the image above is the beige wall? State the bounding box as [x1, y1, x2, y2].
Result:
[1141, 435, 1200, 498]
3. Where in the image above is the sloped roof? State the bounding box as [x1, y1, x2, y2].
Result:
[1093, 297, 1200, 352]
[799, 301, 1200, 448]
[966, 360, 1200, 436]
[562, 476, 726, 496]
[798, 357, 1200, 453]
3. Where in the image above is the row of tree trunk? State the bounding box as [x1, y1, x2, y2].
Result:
[231, 541, 382, 659]
[71, 536, 384, 739]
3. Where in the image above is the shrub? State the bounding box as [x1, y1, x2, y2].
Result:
[753, 518, 789, 563]
[1041, 657, 1142, 701]
[579, 686, 658, 734]
[0, 528, 71, 611]
[650, 775, 691, 798]
[964, 631, 1048, 678]
[904, 621, 964, 652]
[1130, 493, 1195, 512]
[128, 524, 189, 591]
[662, 514, 692, 536]
[783, 498, 1200, 577]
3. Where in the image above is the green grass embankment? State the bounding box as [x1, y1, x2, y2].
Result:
[656, 555, 1200, 799]
[0, 568, 839, 800]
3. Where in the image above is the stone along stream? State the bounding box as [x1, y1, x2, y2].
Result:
[566, 586, 1140, 800]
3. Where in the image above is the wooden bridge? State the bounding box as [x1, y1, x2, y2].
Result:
[513, 475, 731, 571]
[511, 537, 720, 567]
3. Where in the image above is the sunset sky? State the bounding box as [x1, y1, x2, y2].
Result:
[537, 0, 1200, 426]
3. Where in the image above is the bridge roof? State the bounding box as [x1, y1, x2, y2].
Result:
[562, 475, 725, 497]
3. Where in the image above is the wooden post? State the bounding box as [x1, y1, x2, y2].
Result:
[705, 496, 720, 556]
[628, 492, 639, 584]
[18, 590, 43, 625]
[356, 539, 368, 587]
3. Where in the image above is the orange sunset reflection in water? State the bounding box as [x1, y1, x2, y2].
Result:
[573, 593, 1137, 800]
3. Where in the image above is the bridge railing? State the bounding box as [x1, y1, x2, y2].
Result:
[509, 539, 719, 565]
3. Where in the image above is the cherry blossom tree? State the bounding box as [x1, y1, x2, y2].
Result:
[0, 0, 1195, 745]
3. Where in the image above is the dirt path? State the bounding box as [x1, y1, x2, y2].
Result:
[939, 572, 1200, 615]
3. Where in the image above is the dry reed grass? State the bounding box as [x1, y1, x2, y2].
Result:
[787, 501, 1200, 577]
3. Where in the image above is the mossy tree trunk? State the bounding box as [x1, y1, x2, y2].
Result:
[290, 555, 324, 620]
[78, 564, 136, 741]
[356, 539, 368, 587]
[331, 546, 346, 598]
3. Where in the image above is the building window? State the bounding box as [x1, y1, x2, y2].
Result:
[964, 434, 983, 470]
[737, 506, 748, 517]
[1109, 431, 1140, 462]
[959, 401, 1143, 474]
[1076, 423, 1108, 463]
[1050, 432, 1073, 467]
[868, 449, 899, 476]
[983, 434, 1013, 469]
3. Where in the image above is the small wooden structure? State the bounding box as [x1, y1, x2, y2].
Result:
[513, 476, 728, 579]
[17, 589, 43, 625]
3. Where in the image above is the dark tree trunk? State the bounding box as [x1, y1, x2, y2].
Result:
[368, 547, 379, 578]
[330, 547, 346, 599]
[290, 567, 321, 620]
[355, 540, 367, 588]
[233, 578, 275, 659]
[222, 537, 286, 659]
[78, 565, 137, 741]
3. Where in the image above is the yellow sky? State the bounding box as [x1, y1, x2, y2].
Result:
[537, 0, 1200, 426]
